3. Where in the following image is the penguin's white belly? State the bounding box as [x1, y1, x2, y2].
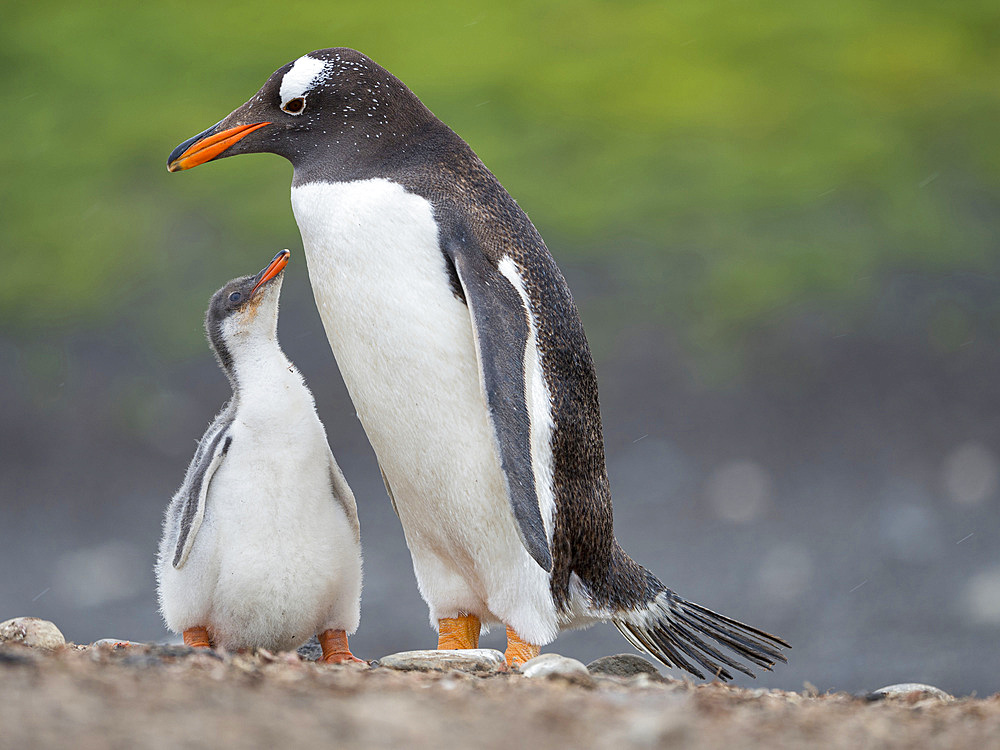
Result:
[292, 178, 559, 644]
[158, 404, 361, 651]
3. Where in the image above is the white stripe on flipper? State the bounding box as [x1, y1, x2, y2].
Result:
[497, 255, 556, 544]
[279, 55, 328, 107]
[173, 444, 225, 569]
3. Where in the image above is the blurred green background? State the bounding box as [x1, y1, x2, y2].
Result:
[4, 0, 997, 361]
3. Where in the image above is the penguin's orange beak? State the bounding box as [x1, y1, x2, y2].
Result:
[250, 250, 290, 297]
[167, 121, 270, 172]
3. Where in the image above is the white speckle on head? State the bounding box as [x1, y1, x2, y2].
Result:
[279, 55, 329, 108]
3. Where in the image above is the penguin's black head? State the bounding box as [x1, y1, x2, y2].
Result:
[167, 48, 437, 180]
[205, 250, 290, 376]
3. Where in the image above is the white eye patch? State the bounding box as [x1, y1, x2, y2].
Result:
[279, 55, 328, 109]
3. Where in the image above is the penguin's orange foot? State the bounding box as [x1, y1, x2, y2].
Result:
[505, 626, 540, 667]
[318, 629, 365, 664]
[437, 614, 481, 649]
[183, 626, 212, 649]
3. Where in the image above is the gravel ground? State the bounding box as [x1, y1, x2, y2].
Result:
[2, 643, 998, 750]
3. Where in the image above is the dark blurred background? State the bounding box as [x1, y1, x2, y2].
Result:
[3, 2, 999, 695]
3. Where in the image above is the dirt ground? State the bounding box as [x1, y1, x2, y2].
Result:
[2, 644, 998, 750]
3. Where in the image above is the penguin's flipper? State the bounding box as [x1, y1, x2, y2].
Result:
[171, 428, 232, 569]
[328, 451, 361, 543]
[444, 234, 553, 572]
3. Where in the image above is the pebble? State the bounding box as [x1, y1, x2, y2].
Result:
[297, 636, 322, 662]
[520, 653, 594, 686]
[0, 618, 66, 651]
[587, 653, 664, 679]
[377, 649, 508, 674]
[867, 683, 954, 702]
[91, 639, 143, 649]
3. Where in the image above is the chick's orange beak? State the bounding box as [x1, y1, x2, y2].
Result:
[167, 121, 270, 172]
[250, 250, 290, 296]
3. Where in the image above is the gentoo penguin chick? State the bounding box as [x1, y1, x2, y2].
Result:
[155, 250, 363, 663]
[167, 49, 790, 679]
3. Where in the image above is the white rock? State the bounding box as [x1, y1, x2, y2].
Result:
[0, 617, 66, 650]
[520, 653, 593, 685]
[378, 649, 508, 673]
[869, 683, 954, 701]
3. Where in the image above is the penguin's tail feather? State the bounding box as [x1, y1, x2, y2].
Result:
[612, 585, 790, 682]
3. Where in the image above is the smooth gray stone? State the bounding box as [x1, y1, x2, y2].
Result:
[520, 653, 594, 685]
[587, 653, 662, 678]
[867, 683, 954, 701]
[0, 618, 65, 651]
[378, 649, 508, 673]
[297, 636, 322, 662]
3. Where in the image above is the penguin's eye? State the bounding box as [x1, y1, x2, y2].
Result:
[229, 292, 242, 303]
[282, 97, 306, 115]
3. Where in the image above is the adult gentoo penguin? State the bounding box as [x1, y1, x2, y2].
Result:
[167, 48, 789, 678]
[156, 250, 363, 663]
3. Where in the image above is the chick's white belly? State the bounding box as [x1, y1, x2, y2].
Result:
[159, 426, 361, 651]
[293, 179, 558, 643]
[210, 467, 358, 650]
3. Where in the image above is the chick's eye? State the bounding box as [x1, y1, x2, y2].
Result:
[282, 97, 306, 115]
[229, 292, 242, 303]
